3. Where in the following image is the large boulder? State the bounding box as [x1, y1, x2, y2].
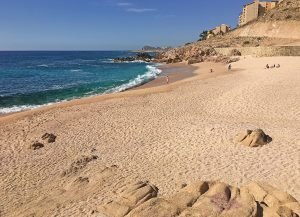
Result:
[166, 56, 182, 64]
[187, 57, 204, 65]
[235, 129, 272, 147]
[230, 49, 242, 56]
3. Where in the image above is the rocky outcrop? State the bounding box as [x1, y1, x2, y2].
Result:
[102, 181, 159, 217]
[187, 57, 204, 65]
[230, 49, 242, 56]
[101, 181, 300, 217]
[235, 129, 273, 147]
[156, 46, 219, 64]
[114, 53, 154, 63]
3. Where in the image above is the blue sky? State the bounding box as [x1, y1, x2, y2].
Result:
[0, 0, 251, 50]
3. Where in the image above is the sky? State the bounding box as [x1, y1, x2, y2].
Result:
[0, 0, 251, 50]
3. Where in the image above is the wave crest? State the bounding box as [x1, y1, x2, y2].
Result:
[0, 103, 53, 114]
[105, 65, 162, 93]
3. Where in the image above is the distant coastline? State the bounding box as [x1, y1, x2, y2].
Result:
[131, 49, 164, 53]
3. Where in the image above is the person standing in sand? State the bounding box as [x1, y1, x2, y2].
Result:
[166, 76, 169, 84]
[228, 64, 232, 71]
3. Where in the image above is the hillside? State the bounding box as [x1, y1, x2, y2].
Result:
[259, 0, 300, 22]
[156, 0, 300, 63]
[229, 0, 300, 39]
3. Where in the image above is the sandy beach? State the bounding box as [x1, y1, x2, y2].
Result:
[0, 56, 299, 216]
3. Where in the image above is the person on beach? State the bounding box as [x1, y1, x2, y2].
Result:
[210, 69, 213, 73]
[266, 64, 270, 69]
[228, 64, 232, 71]
[166, 76, 169, 84]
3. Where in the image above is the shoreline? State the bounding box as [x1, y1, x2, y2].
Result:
[0, 61, 228, 122]
[1, 56, 299, 216]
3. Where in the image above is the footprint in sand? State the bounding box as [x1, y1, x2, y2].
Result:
[41, 133, 57, 143]
[29, 141, 44, 150]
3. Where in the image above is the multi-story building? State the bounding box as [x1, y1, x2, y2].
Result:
[212, 24, 231, 35]
[207, 24, 231, 39]
[238, 0, 282, 26]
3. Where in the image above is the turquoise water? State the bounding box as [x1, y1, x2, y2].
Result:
[0, 51, 161, 113]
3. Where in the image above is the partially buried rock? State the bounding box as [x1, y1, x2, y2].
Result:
[101, 181, 159, 217]
[235, 129, 272, 147]
[42, 133, 57, 143]
[29, 141, 44, 150]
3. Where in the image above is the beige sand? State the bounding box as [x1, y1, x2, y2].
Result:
[0, 57, 299, 216]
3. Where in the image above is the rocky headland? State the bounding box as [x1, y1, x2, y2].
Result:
[113, 53, 154, 63]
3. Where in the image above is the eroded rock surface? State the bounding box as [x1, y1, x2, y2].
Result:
[235, 129, 272, 147]
[101, 181, 299, 217]
[61, 154, 98, 176]
[102, 181, 159, 217]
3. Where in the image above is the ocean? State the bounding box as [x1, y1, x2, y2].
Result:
[0, 51, 161, 114]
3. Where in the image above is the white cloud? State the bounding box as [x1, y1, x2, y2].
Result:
[117, 2, 132, 7]
[127, 8, 157, 13]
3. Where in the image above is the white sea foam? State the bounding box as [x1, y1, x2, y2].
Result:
[101, 60, 114, 63]
[102, 59, 148, 64]
[70, 69, 82, 72]
[118, 60, 147, 63]
[37, 64, 49, 67]
[0, 103, 53, 114]
[105, 64, 162, 93]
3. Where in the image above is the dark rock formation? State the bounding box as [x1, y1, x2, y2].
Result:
[114, 53, 154, 63]
[42, 133, 57, 143]
[29, 141, 44, 150]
